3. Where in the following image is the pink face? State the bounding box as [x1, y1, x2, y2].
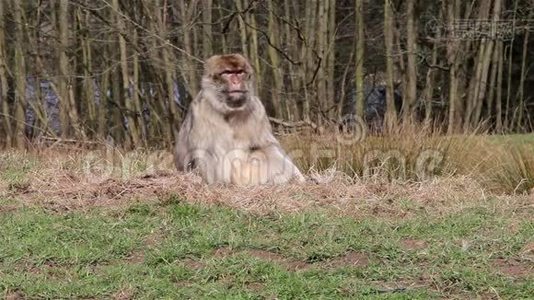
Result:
[219, 69, 249, 107]
[221, 70, 246, 92]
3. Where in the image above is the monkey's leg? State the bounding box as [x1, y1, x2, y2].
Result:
[257, 145, 305, 184]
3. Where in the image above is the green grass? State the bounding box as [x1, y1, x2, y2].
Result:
[0, 151, 38, 189]
[1, 199, 532, 299]
[487, 133, 534, 145]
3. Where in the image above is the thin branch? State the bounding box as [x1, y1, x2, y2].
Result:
[221, 0, 259, 33]
[243, 21, 302, 65]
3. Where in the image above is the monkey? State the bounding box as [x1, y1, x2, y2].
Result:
[174, 53, 305, 185]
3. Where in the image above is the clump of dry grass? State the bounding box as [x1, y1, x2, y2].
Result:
[3, 151, 531, 219]
[280, 127, 534, 194]
[1, 159, 506, 218]
[1, 128, 533, 216]
[281, 124, 452, 181]
[477, 146, 534, 194]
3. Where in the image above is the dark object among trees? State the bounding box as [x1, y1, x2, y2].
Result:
[343, 84, 403, 132]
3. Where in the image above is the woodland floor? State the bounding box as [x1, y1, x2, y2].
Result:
[0, 149, 533, 299]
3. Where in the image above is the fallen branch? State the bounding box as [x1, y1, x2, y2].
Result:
[268, 117, 318, 129]
[37, 136, 100, 144]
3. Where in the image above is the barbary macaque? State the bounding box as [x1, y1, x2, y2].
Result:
[174, 54, 305, 185]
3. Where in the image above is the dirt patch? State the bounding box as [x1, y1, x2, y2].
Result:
[507, 220, 522, 234]
[125, 250, 144, 264]
[520, 242, 534, 261]
[246, 282, 265, 292]
[213, 247, 370, 271]
[245, 249, 311, 271]
[322, 251, 369, 268]
[112, 289, 135, 300]
[212, 247, 311, 271]
[493, 258, 534, 278]
[245, 249, 287, 263]
[13, 260, 76, 280]
[0, 204, 19, 214]
[182, 258, 205, 270]
[142, 231, 164, 248]
[400, 238, 428, 251]
[213, 246, 236, 258]
[4, 290, 25, 300]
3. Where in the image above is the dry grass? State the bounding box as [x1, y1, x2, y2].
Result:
[1, 138, 533, 218]
[1, 129, 534, 217]
[280, 128, 534, 194]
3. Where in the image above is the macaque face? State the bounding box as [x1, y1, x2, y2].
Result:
[203, 54, 254, 110]
[218, 69, 249, 108]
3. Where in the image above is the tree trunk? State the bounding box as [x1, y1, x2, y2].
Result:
[384, 0, 397, 130]
[267, 0, 283, 118]
[504, 0, 520, 129]
[59, 0, 83, 138]
[405, 0, 418, 122]
[326, 0, 336, 120]
[78, 7, 97, 138]
[0, 0, 11, 145]
[113, 0, 140, 147]
[495, 41, 504, 132]
[473, 0, 502, 127]
[12, 0, 26, 147]
[486, 41, 499, 125]
[236, 0, 249, 58]
[300, 0, 318, 122]
[246, 0, 261, 100]
[201, 0, 213, 58]
[421, 19, 440, 125]
[446, 0, 460, 134]
[316, 0, 327, 123]
[178, 0, 199, 97]
[355, 0, 365, 120]
[463, 0, 492, 131]
[283, 0, 298, 121]
[516, 12, 530, 130]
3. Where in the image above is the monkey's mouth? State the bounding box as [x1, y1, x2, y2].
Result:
[226, 90, 247, 95]
[225, 91, 248, 108]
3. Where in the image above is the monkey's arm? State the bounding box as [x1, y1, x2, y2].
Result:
[260, 144, 306, 183]
[248, 97, 305, 183]
[174, 108, 194, 171]
[250, 97, 280, 146]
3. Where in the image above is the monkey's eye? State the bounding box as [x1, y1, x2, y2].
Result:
[220, 70, 245, 76]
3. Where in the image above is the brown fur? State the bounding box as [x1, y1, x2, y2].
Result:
[204, 54, 253, 76]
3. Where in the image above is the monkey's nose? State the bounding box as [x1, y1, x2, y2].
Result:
[229, 81, 242, 90]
